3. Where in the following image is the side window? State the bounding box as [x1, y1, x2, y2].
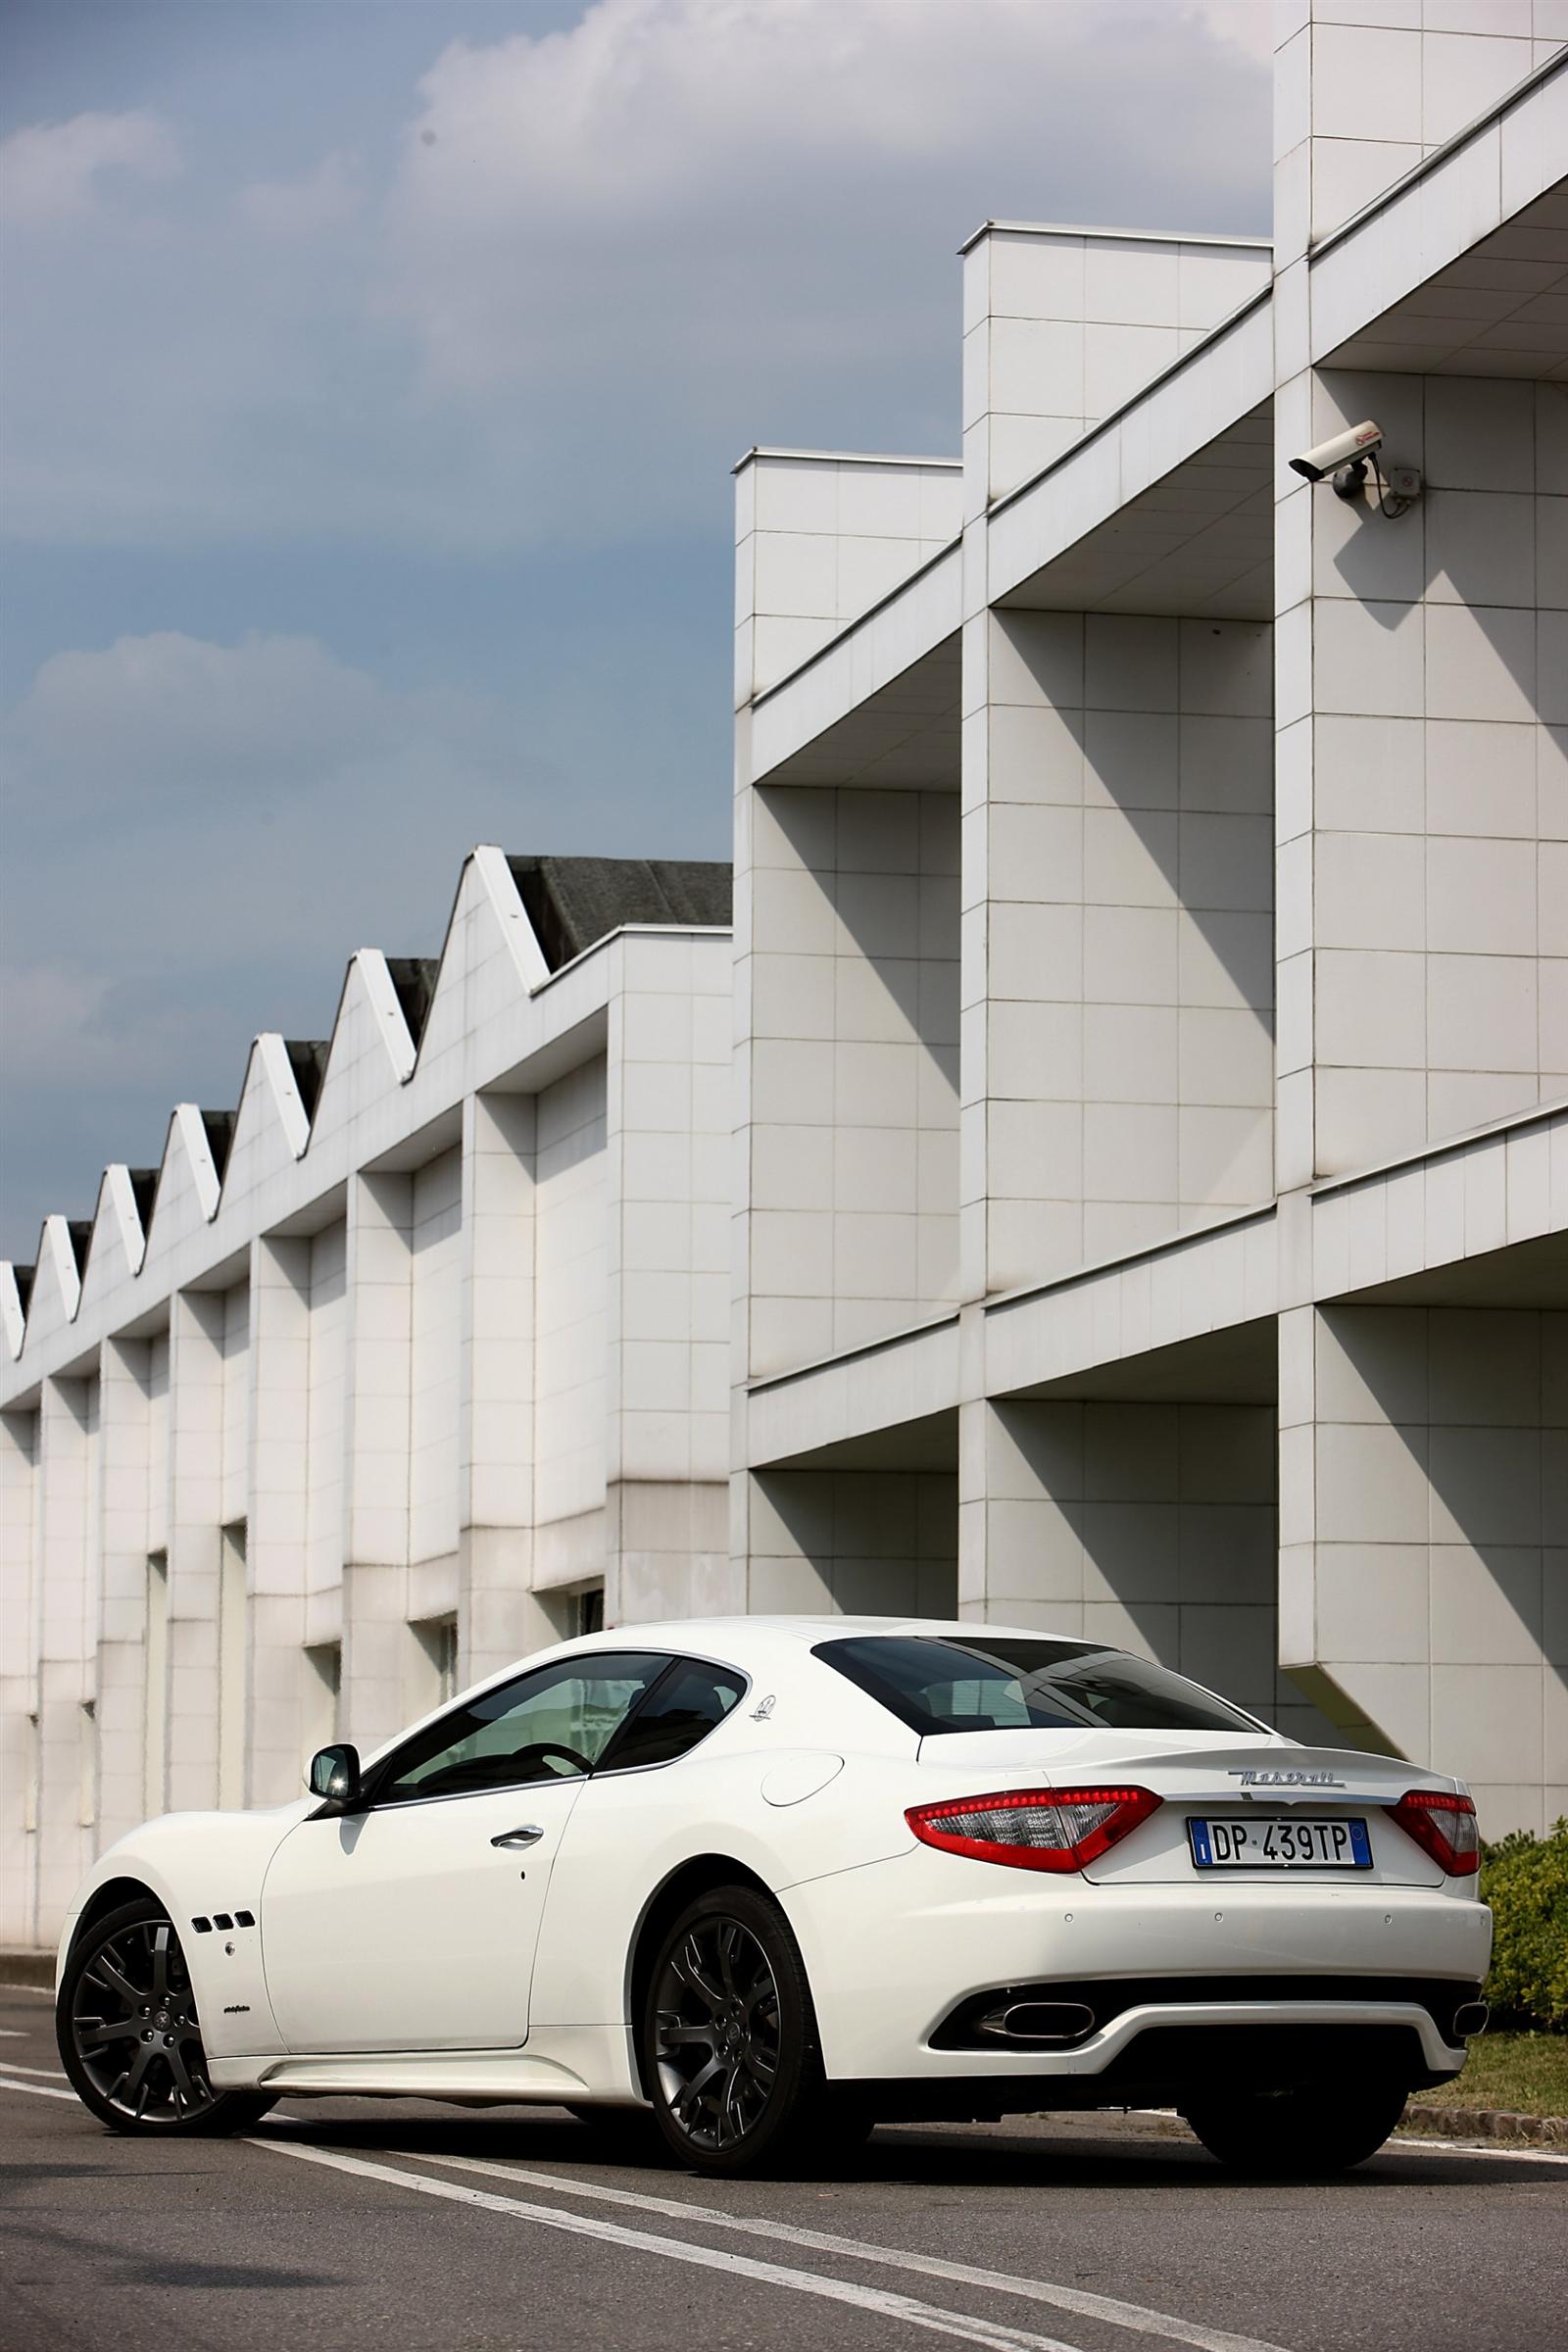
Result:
[375, 1652, 668, 1805]
[601, 1657, 748, 1774]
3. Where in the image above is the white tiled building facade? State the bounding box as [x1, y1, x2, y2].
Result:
[0, 858, 733, 1945]
[4, 2, 1567, 1948]
[728, 6, 1567, 1844]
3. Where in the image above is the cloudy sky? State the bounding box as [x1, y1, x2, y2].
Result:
[0, 0, 1274, 1263]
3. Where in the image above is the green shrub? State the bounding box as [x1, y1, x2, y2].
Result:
[1481, 1819, 1568, 2032]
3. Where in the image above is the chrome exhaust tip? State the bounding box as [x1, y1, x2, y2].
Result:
[1452, 2001, 1489, 2039]
[977, 1999, 1097, 2045]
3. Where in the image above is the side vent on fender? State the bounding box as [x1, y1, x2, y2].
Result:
[190, 1917, 213, 1934]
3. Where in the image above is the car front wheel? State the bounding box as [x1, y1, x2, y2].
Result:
[1182, 2080, 1408, 2176]
[57, 1896, 276, 2136]
[642, 1884, 844, 2177]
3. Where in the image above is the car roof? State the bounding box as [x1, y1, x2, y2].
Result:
[564, 1616, 1089, 1650]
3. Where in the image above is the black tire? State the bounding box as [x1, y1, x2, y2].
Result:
[640, 1883, 836, 2177]
[1181, 2080, 1408, 2177]
[57, 1897, 276, 2137]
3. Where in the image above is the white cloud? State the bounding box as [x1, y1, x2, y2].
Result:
[387, 0, 1272, 400]
[1191, 0, 1277, 66]
[6, 628, 507, 805]
[0, 109, 179, 224]
[238, 151, 363, 238]
[0, 0, 1269, 554]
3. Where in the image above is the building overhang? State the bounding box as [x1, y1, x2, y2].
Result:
[1308, 52, 1567, 377]
[994, 403, 1273, 621]
[746, 544, 961, 793]
[985, 293, 1275, 613]
[744, 1311, 959, 1470]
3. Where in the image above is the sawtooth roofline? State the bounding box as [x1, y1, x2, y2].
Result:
[1, 849, 732, 1371]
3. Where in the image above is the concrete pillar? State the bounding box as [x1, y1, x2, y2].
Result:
[35, 1373, 96, 1936]
[1279, 1302, 1567, 1837]
[340, 1171, 413, 1752]
[608, 955, 738, 1627]
[961, 222, 1271, 514]
[458, 1090, 557, 1677]
[531, 1058, 611, 1626]
[0, 1405, 38, 1944]
[961, 607, 1275, 1298]
[409, 1144, 462, 1630]
[1272, 4, 1567, 1192]
[958, 1393, 1328, 1735]
[734, 779, 961, 1377]
[732, 453, 963, 1390]
[93, 1337, 155, 1851]
[1272, 2, 1543, 260]
[734, 449, 959, 707]
[743, 1465, 956, 1618]
[164, 1293, 225, 1813]
[247, 1237, 311, 1806]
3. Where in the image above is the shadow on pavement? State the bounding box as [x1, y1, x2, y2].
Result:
[251, 2102, 1568, 2192]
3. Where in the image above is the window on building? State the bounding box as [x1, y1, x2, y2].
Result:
[144, 1550, 169, 1820]
[577, 1586, 605, 1638]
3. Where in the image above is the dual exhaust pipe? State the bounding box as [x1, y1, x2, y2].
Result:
[976, 1999, 1097, 2046]
[977, 1995, 1490, 2048]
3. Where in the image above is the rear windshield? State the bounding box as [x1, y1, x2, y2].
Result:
[814, 1635, 1265, 1737]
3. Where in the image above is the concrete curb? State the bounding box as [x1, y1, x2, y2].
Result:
[0, 1952, 53, 1989]
[1401, 2101, 1567, 2144]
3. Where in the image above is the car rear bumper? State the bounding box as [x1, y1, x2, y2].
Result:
[837, 2008, 1466, 2118]
[786, 1846, 1492, 2084]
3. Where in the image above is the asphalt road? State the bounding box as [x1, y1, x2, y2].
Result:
[2, 1984, 1564, 2352]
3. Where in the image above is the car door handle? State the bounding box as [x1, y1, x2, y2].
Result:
[490, 1825, 545, 1849]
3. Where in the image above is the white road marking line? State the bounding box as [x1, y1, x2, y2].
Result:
[1391, 2133, 1568, 2167]
[0, 2075, 77, 2103]
[252, 2134, 1094, 2352]
[0, 2027, 31, 2036]
[413, 2146, 1291, 2352]
[0, 2060, 68, 2081]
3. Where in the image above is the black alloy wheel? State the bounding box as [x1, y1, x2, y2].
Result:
[57, 1897, 275, 2136]
[643, 1884, 843, 2176]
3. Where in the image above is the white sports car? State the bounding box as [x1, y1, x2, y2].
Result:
[55, 1617, 1492, 2177]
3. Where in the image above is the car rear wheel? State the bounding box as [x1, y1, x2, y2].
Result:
[641, 1884, 841, 2177]
[1182, 2080, 1408, 2176]
[57, 1897, 276, 2136]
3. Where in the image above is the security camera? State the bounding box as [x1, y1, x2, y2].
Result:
[1289, 420, 1384, 484]
[1288, 418, 1419, 515]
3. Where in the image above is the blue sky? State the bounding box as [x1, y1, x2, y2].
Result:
[0, 0, 1274, 1262]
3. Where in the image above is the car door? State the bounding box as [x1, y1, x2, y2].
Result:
[524, 1654, 753, 2034]
[259, 1649, 671, 2054]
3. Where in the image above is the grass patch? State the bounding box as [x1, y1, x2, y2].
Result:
[1410, 2031, 1568, 2119]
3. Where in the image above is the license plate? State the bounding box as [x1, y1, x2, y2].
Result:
[1188, 1815, 1372, 1870]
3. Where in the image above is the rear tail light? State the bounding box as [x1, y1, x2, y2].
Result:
[1391, 1788, 1480, 1876]
[906, 1786, 1161, 1874]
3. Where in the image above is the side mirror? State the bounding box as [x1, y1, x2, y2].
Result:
[307, 1743, 362, 1810]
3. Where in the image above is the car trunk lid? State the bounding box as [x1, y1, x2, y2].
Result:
[913, 1732, 1449, 1886]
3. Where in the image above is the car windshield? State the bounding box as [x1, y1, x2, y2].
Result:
[814, 1635, 1265, 1737]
